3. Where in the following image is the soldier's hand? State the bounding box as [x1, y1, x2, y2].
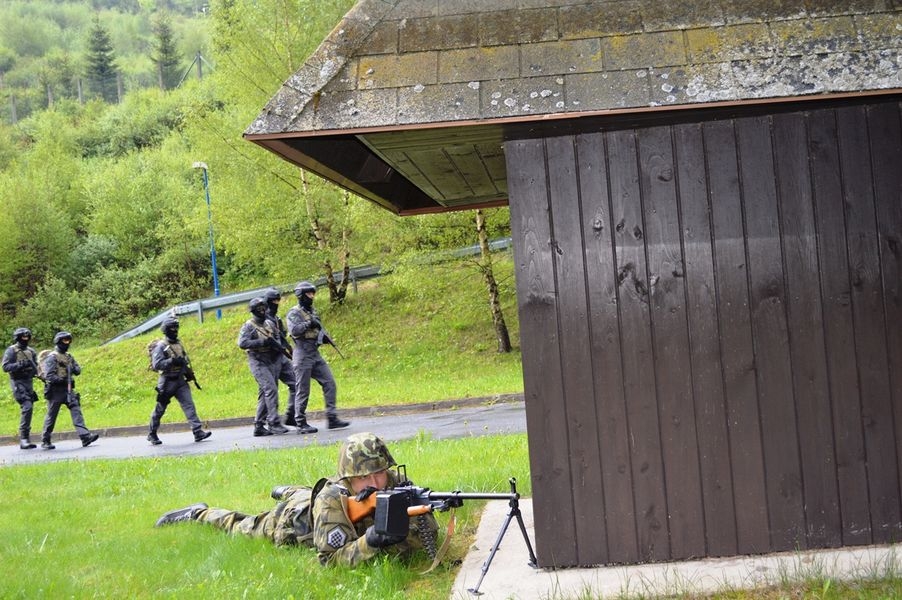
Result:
[310, 317, 322, 328]
[171, 356, 187, 367]
[365, 525, 406, 548]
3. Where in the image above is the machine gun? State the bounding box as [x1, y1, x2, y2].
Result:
[348, 473, 537, 595]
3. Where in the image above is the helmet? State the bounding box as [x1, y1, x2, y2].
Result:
[160, 318, 179, 338]
[336, 432, 396, 480]
[264, 288, 281, 302]
[249, 297, 267, 318]
[13, 327, 31, 343]
[293, 281, 316, 298]
[53, 331, 73, 345]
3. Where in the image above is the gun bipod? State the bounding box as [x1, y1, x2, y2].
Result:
[467, 477, 538, 596]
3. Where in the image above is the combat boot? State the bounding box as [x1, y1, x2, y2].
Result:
[80, 433, 100, 447]
[193, 429, 212, 442]
[296, 419, 318, 435]
[147, 431, 162, 445]
[327, 416, 350, 430]
[253, 424, 272, 437]
[154, 502, 208, 527]
[284, 412, 297, 427]
[269, 423, 289, 435]
[41, 439, 55, 450]
[19, 437, 36, 450]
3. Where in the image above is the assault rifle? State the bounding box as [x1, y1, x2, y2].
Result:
[316, 327, 345, 359]
[347, 472, 536, 595]
[182, 352, 202, 390]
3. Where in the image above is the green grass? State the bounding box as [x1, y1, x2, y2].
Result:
[1, 255, 523, 435]
[0, 433, 530, 599]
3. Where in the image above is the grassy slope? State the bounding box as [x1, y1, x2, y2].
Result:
[1, 255, 523, 434]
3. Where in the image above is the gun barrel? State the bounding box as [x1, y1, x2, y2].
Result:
[425, 491, 518, 501]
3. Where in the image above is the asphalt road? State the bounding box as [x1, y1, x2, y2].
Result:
[0, 399, 527, 467]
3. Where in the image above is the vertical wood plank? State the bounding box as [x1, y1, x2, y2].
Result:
[576, 132, 640, 564]
[703, 120, 770, 554]
[545, 135, 609, 565]
[772, 112, 842, 548]
[637, 125, 706, 559]
[505, 138, 578, 567]
[607, 129, 671, 561]
[865, 101, 902, 539]
[673, 122, 739, 557]
[837, 105, 902, 544]
[736, 115, 806, 550]
[808, 108, 872, 546]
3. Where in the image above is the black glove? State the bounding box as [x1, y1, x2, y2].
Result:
[171, 356, 187, 367]
[310, 317, 321, 329]
[365, 525, 406, 548]
[17, 360, 32, 370]
[266, 337, 282, 349]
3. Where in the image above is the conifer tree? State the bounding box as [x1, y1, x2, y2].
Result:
[84, 16, 119, 103]
[152, 13, 181, 91]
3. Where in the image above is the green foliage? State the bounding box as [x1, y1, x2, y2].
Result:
[0, 435, 531, 599]
[84, 16, 120, 103]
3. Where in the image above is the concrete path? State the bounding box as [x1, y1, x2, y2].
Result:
[0, 398, 527, 466]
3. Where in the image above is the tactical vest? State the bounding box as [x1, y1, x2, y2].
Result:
[245, 319, 279, 352]
[288, 307, 320, 340]
[13, 347, 35, 364]
[50, 351, 74, 380]
[161, 342, 186, 374]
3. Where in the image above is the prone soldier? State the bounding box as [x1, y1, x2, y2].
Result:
[154, 432, 438, 567]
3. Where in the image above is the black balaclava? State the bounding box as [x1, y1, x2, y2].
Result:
[54, 331, 73, 353]
[161, 319, 179, 342]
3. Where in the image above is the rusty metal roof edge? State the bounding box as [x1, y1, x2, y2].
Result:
[243, 87, 902, 141]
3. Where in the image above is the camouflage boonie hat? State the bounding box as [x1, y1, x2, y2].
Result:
[337, 432, 396, 479]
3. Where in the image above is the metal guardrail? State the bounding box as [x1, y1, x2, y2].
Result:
[101, 265, 382, 345]
[101, 238, 512, 346]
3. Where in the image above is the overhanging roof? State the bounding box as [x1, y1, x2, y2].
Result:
[245, 0, 902, 216]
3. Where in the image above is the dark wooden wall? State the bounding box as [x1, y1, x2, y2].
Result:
[506, 99, 902, 568]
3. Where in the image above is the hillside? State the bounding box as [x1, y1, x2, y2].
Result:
[1, 254, 523, 435]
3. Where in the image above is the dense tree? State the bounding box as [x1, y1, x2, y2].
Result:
[151, 12, 181, 90]
[84, 16, 119, 103]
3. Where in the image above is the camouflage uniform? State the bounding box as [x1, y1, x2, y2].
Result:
[312, 469, 438, 566]
[195, 485, 317, 547]
[2, 328, 39, 448]
[155, 432, 437, 567]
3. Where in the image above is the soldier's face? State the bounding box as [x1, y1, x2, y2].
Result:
[348, 470, 389, 494]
